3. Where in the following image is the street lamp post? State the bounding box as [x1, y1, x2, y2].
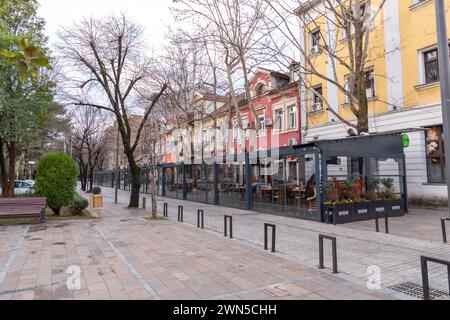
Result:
[435, 0, 450, 215]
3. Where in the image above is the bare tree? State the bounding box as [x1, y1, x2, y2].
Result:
[172, 0, 272, 150]
[57, 14, 167, 208]
[262, 0, 388, 134]
[156, 30, 227, 162]
[70, 108, 108, 193]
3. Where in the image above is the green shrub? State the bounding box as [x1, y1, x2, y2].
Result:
[92, 186, 102, 195]
[35, 153, 78, 216]
[72, 195, 89, 215]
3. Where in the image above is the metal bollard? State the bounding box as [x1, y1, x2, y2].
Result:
[319, 234, 338, 274]
[178, 205, 183, 222]
[441, 218, 449, 243]
[375, 211, 389, 234]
[142, 198, 146, 210]
[264, 224, 276, 252]
[40, 208, 46, 224]
[198, 210, 204, 229]
[224, 216, 233, 238]
[421, 255, 450, 300]
[163, 203, 168, 217]
[385, 212, 389, 234]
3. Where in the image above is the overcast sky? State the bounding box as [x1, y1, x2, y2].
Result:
[37, 0, 174, 51]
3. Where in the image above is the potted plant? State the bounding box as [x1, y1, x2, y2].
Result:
[381, 178, 404, 217]
[325, 180, 355, 224]
[369, 177, 388, 219]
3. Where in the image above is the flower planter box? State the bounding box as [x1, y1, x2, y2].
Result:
[353, 202, 371, 222]
[371, 200, 388, 219]
[327, 203, 354, 224]
[387, 199, 405, 217]
[325, 199, 404, 225]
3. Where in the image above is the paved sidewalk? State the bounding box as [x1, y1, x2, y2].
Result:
[102, 187, 450, 300]
[0, 189, 399, 300]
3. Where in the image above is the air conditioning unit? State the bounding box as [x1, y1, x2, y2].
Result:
[312, 102, 323, 112]
[265, 119, 273, 127]
[288, 138, 298, 146]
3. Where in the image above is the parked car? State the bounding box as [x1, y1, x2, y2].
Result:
[0, 180, 34, 195]
[24, 180, 36, 187]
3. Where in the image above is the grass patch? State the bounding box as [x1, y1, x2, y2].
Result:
[143, 216, 169, 222]
[0, 218, 36, 225]
[46, 215, 96, 221]
[125, 207, 140, 210]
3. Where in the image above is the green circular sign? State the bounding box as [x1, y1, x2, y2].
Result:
[402, 134, 410, 148]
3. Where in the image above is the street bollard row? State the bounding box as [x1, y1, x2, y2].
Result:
[161, 204, 342, 275]
[158, 202, 450, 299]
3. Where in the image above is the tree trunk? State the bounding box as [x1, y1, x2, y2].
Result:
[354, 20, 369, 134]
[79, 165, 87, 191]
[6, 141, 17, 197]
[127, 154, 141, 208]
[88, 167, 94, 192]
[0, 138, 7, 197]
[150, 160, 157, 219]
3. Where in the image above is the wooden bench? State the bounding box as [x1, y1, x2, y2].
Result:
[0, 198, 47, 223]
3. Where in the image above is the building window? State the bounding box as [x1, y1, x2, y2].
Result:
[219, 120, 226, 141]
[256, 83, 265, 96]
[424, 49, 439, 84]
[233, 118, 246, 141]
[274, 109, 284, 132]
[425, 125, 446, 184]
[288, 105, 297, 129]
[343, 68, 375, 104]
[421, 45, 450, 85]
[311, 86, 323, 112]
[310, 29, 321, 54]
[258, 115, 266, 136]
[243, 118, 249, 138]
[203, 129, 209, 145]
[365, 68, 375, 98]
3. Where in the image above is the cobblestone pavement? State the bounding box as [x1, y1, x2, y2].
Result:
[100, 187, 450, 300]
[343, 207, 450, 242]
[0, 189, 402, 300]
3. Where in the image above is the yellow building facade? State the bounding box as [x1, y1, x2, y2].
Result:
[296, 0, 450, 203]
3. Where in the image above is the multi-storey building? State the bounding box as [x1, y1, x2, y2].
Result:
[296, 0, 449, 205]
[161, 68, 302, 163]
